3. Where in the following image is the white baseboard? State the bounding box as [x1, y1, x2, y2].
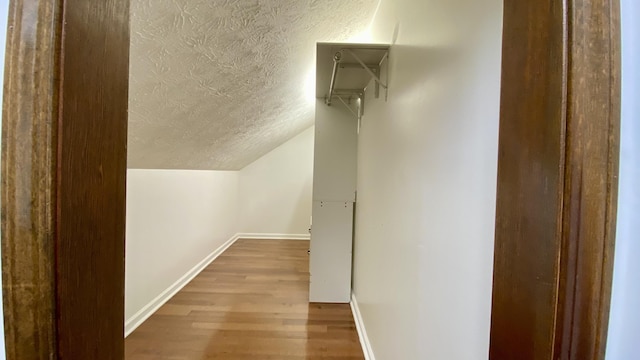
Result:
[124, 234, 240, 337]
[350, 292, 376, 360]
[236, 232, 310, 240]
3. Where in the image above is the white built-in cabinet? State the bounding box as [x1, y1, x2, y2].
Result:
[309, 43, 389, 303]
[309, 99, 358, 303]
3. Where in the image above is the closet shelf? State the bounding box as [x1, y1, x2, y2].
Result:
[316, 42, 390, 107]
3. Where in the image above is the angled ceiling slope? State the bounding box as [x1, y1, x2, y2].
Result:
[128, 0, 379, 170]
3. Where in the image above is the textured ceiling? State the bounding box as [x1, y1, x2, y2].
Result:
[128, 0, 379, 170]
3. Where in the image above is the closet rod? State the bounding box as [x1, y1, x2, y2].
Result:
[326, 52, 342, 106]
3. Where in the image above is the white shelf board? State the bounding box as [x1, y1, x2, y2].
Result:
[316, 42, 390, 99]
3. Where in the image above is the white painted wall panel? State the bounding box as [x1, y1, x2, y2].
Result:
[238, 127, 314, 236]
[606, 0, 640, 358]
[352, 0, 504, 358]
[313, 99, 358, 202]
[309, 201, 354, 303]
[125, 169, 238, 321]
[310, 98, 358, 303]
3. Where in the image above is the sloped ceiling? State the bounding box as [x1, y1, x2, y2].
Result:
[128, 0, 379, 170]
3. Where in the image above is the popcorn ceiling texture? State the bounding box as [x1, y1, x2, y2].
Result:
[128, 0, 378, 170]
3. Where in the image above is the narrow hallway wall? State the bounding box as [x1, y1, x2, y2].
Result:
[351, 0, 503, 358]
[124, 169, 238, 333]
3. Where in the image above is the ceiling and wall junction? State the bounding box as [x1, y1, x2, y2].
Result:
[128, 0, 379, 170]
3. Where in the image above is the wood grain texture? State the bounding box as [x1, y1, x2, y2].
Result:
[554, 0, 621, 358]
[490, 1, 620, 359]
[55, 0, 130, 359]
[1, 0, 63, 358]
[125, 240, 364, 360]
[490, 1, 567, 357]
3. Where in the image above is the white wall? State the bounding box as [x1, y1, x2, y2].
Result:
[606, 0, 639, 358]
[0, 1, 9, 357]
[351, 0, 503, 359]
[312, 100, 358, 202]
[238, 126, 314, 236]
[125, 129, 314, 328]
[125, 169, 238, 321]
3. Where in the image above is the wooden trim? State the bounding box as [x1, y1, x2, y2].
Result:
[490, 1, 620, 359]
[54, 0, 129, 358]
[1, 0, 130, 358]
[1, 1, 63, 358]
[554, 0, 621, 358]
[490, 1, 568, 355]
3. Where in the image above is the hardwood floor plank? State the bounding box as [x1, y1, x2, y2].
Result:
[125, 239, 364, 359]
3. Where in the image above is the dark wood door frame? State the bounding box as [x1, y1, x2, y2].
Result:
[0, 0, 620, 359]
[490, 1, 620, 359]
[1, 0, 129, 358]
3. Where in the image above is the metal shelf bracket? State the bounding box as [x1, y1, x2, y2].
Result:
[343, 48, 388, 91]
[325, 47, 389, 106]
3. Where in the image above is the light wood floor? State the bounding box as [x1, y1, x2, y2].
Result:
[125, 239, 364, 359]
